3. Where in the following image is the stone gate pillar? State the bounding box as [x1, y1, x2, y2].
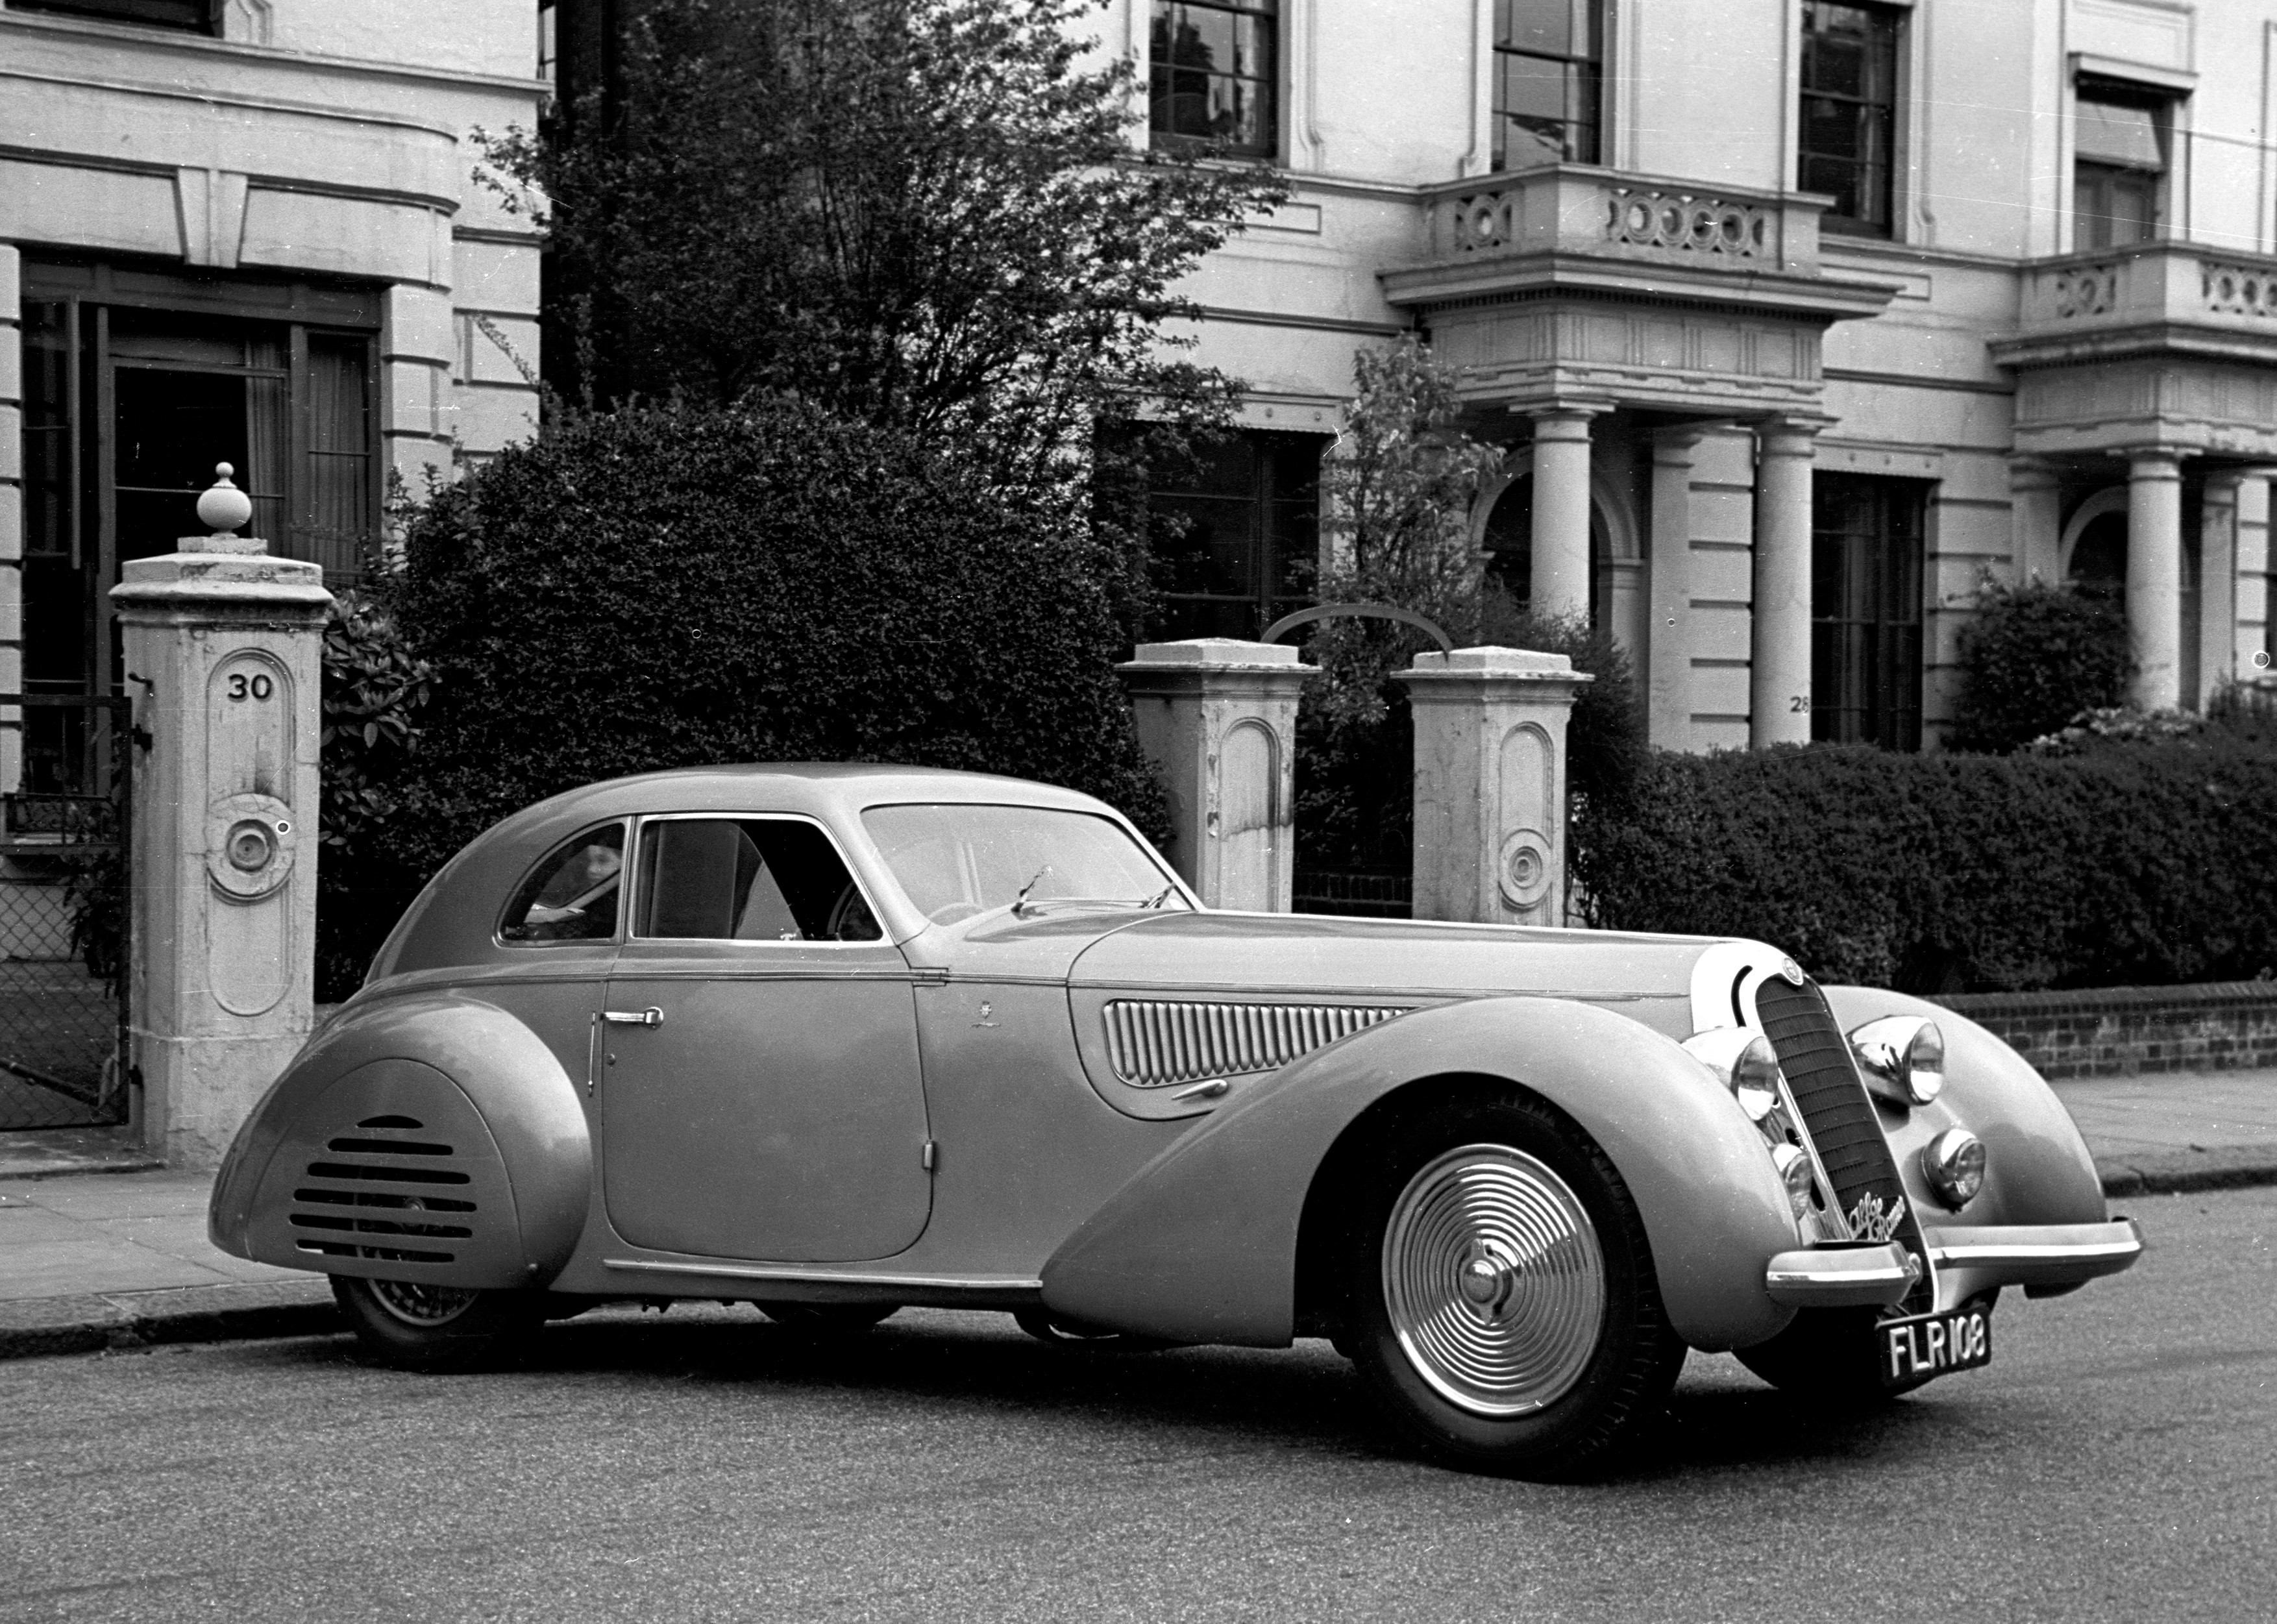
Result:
[1397, 647, 1592, 928]
[111, 467, 330, 1166]
[1118, 639, 1314, 911]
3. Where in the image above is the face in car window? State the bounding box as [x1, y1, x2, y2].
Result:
[500, 824, 626, 943]
[634, 818, 882, 942]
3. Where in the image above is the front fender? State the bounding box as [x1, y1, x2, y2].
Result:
[1040, 996, 1801, 1351]
[208, 993, 593, 1290]
[1822, 986, 2107, 1230]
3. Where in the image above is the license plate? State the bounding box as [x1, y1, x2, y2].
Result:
[1877, 1298, 1994, 1388]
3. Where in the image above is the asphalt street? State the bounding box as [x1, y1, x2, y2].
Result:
[3, 1188, 2272, 1624]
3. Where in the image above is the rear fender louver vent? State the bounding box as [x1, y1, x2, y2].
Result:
[288, 1115, 480, 1265]
[1103, 1000, 1408, 1088]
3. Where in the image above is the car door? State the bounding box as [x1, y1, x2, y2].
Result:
[597, 813, 932, 1263]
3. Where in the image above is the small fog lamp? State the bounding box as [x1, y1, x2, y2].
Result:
[1769, 1143, 1816, 1220]
[1921, 1127, 1986, 1209]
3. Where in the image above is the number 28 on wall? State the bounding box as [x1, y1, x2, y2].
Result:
[227, 672, 275, 702]
[1788, 692, 1810, 713]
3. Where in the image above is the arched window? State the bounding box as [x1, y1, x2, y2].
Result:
[1478, 475, 1609, 627]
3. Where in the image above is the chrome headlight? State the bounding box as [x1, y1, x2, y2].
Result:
[1769, 1143, 1816, 1219]
[1681, 1029, 1782, 1122]
[1921, 1127, 1986, 1209]
[1847, 1015, 1945, 1107]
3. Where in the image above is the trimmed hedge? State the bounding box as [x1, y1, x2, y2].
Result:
[1950, 580, 2131, 753]
[1579, 742, 2277, 993]
[340, 398, 1161, 951]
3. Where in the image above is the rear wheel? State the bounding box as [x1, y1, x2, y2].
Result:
[331, 1275, 543, 1372]
[1342, 1095, 1686, 1480]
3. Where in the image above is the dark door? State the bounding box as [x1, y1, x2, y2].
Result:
[598, 816, 931, 1263]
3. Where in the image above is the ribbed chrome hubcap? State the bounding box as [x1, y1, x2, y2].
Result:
[368, 1279, 479, 1327]
[1382, 1144, 1606, 1417]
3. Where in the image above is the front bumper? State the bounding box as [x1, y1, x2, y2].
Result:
[1764, 1218, 2143, 1309]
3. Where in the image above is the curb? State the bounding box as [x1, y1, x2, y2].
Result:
[0, 1279, 339, 1362]
[2097, 1149, 2277, 1198]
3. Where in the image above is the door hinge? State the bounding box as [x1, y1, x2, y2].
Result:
[911, 967, 950, 986]
[922, 1140, 938, 1172]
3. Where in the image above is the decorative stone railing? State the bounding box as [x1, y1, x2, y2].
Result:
[2014, 243, 2277, 345]
[1416, 164, 1827, 277]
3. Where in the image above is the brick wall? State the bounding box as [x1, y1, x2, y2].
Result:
[1930, 983, 2277, 1080]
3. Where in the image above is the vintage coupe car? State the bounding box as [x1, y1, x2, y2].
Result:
[210, 765, 2141, 1477]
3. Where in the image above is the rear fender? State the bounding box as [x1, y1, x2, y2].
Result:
[1040, 997, 1801, 1351]
[208, 994, 593, 1290]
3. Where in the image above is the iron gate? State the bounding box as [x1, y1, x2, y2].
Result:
[0, 695, 131, 1131]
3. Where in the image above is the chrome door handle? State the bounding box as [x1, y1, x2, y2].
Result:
[603, 1007, 664, 1027]
[1172, 1078, 1229, 1101]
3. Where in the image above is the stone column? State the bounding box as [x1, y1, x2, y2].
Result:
[110, 469, 331, 1167]
[2236, 471, 2272, 677]
[2010, 458, 2063, 587]
[1528, 407, 1602, 621]
[2124, 449, 2185, 710]
[1750, 417, 1821, 747]
[2200, 472, 2242, 705]
[0, 245, 21, 791]
[1647, 429, 1702, 750]
[382, 283, 458, 491]
[1396, 647, 1593, 928]
[1118, 639, 1314, 912]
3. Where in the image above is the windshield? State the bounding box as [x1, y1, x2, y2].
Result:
[861, 803, 1190, 925]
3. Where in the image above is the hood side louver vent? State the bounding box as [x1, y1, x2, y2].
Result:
[289, 1120, 480, 1265]
[1103, 999, 1408, 1088]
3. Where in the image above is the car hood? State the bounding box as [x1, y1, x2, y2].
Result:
[1062, 911, 1722, 1040]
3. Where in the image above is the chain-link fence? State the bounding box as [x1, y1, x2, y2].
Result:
[0, 696, 129, 1132]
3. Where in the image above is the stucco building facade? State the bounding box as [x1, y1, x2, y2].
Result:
[0, 0, 542, 791]
[1131, 0, 2277, 750]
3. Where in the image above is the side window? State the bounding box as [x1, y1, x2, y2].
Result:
[499, 824, 625, 944]
[634, 819, 883, 943]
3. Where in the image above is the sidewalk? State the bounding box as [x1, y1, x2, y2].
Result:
[3, 1068, 2274, 1362]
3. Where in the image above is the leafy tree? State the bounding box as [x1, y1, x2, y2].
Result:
[484, 0, 1283, 511]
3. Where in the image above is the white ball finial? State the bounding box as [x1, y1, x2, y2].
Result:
[196, 462, 254, 537]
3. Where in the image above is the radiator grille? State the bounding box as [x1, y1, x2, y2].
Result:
[1754, 976, 1933, 1310]
[1103, 1000, 1407, 1088]
[288, 1114, 478, 1265]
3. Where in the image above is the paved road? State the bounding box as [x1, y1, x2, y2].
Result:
[3, 1189, 2272, 1623]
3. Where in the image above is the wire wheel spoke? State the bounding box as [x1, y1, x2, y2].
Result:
[368, 1279, 480, 1327]
[1382, 1144, 1607, 1417]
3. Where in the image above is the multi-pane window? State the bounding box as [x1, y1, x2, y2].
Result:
[1150, 0, 1277, 158]
[5, 0, 220, 31]
[2074, 81, 2170, 250]
[1493, 0, 1603, 169]
[1812, 476, 1923, 750]
[1799, 1, 1899, 235]
[1147, 432, 1322, 641]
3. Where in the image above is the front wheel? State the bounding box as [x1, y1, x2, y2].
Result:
[330, 1275, 543, 1372]
[1342, 1095, 1686, 1480]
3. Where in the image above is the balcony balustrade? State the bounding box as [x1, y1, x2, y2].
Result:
[2006, 243, 2277, 368]
[1416, 164, 1827, 277]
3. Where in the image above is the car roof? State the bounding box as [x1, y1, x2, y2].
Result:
[367, 763, 1131, 980]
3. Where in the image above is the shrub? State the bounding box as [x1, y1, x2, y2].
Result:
[1579, 739, 2277, 992]
[1950, 579, 2132, 753]
[315, 589, 434, 1002]
[376, 397, 1163, 889]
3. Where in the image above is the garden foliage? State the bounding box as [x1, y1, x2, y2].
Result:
[371, 397, 1164, 894]
[1579, 739, 2277, 992]
[1949, 578, 2132, 753]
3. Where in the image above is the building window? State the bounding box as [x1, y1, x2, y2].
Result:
[1812, 476, 1923, 749]
[1150, 0, 1277, 158]
[18, 277, 380, 707]
[1492, 0, 1604, 169]
[1798, 1, 1898, 236]
[2074, 80, 2171, 250]
[1147, 432, 1321, 641]
[5, 0, 221, 32]
[538, 0, 558, 90]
